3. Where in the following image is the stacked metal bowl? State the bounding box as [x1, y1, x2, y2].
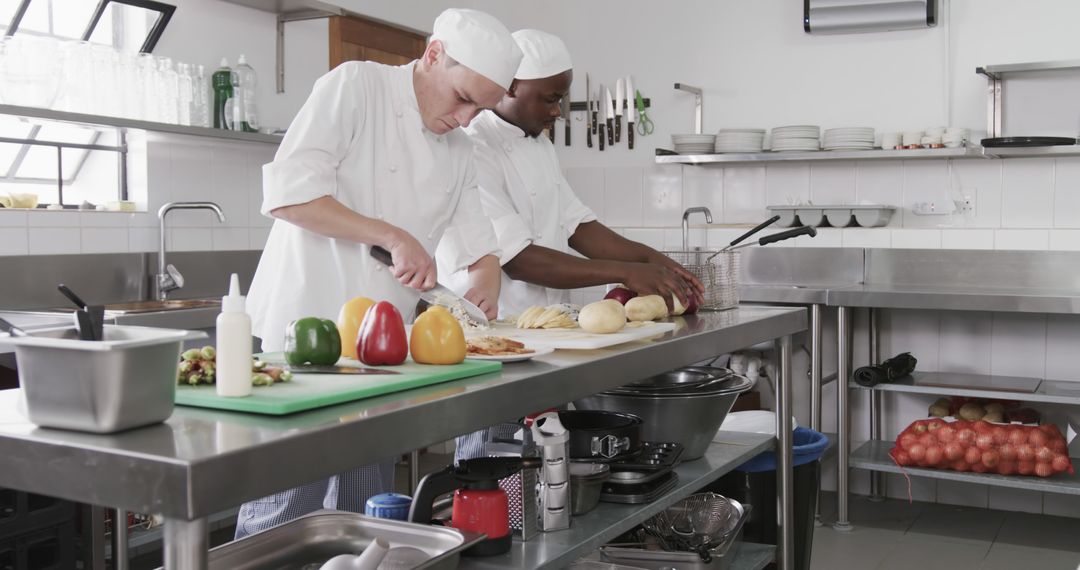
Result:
[574, 367, 755, 460]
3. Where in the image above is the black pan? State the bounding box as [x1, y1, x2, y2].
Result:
[559, 410, 643, 461]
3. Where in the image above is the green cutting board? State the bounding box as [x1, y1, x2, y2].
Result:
[174, 354, 501, 415]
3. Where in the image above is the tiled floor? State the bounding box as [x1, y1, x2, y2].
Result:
[813, 492, 1080, 570]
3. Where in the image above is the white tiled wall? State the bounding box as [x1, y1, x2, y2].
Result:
[3, 134, 277, 256]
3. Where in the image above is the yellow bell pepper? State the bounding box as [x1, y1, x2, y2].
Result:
[336, 296, 376, 359]
[410, 306, 466, 365]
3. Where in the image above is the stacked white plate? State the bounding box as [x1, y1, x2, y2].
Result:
[715, 128, 766, 153]
[823, 127, 875, 150]
[770, 125, 821, 152]
[672, 134, 717, 155]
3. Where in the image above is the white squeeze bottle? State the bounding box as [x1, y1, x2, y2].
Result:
[216, 274, 253, 397]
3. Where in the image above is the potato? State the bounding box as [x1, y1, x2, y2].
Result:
[983, 411, 1005, 424]
[984, 402, 1005, 414]
[958, 402, 985, 421]
[670, 295, 687, 317]
[928, 404, 950, 418]
[934, 397, 951, 407]
[579, 299, 626, 334]
[625, 295, 667, 322]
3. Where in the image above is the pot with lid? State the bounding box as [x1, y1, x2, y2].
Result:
[574, 367, 754, 460]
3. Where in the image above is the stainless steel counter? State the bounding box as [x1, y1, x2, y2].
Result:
[740, 284, 832, 305]
[0, 306, 804, 569]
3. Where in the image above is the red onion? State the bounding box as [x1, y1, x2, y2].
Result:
[603, 287, 637, 305]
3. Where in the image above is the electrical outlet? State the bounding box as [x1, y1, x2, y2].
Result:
[959, 193, 975, 215]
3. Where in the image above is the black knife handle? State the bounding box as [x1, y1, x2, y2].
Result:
[606, 119, 614, 146]
[599, 123, 605, 151]
[565, 119, 571, 146]
[586, 119, 592, 148]
[615, 116, 622, 143]
[628, 121, 635, 150]
[592, 110, 598, 134]
[757, 225, 817, 246]
[370, 245, 394, 267]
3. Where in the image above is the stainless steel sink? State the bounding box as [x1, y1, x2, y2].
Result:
[100, 299, 221, 314]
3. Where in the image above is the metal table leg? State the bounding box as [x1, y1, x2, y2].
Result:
[809, 304, 823, 526]
[868, 308, 885, 502]
[83, 505, 107, 570]
[410, 450, 421, 495]
[776, 334, 794, 570]
[163, 518, 208, 570]
[835, 306, 853, 532]
[112, 508, 130, 570]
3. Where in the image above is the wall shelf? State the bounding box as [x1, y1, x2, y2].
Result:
[655, 144, 1080, 165]
[851, 439, 1080, 495]
[849, 372, 1080, 406]
[0, 104, 284, 145]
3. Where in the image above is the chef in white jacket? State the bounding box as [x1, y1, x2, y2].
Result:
[237, 9, 521, 538]
[443, 29, 702, 461]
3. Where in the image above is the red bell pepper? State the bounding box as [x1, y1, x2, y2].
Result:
[357, 301, 408, 366]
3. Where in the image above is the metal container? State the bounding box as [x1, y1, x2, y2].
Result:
[181, 511, 480, 570]
[574, 372, 754, 460]
[2, 325, 204, 433]
[662, 251, 739, 311]
[600, 500, 750, 570]
[569, 462, 610, 516]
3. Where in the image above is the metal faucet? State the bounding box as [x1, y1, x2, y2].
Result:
[157, 202, 226, 301]
[682, 206, 713, 251]
[674, 82, 703, 134]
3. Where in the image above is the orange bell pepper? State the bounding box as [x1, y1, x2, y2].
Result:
[410, 306, 466, 365]
[336, 296, 376, 359]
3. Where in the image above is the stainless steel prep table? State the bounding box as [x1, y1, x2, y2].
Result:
[0, 306, 806, 570]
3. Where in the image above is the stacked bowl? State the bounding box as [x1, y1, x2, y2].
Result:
[672, 134, 717, 155]
[823, 127, 875, 150]
[769, 125, 821, 152]
[715, 129, 766, 153]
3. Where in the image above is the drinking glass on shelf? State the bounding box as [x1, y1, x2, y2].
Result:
[193, 65, 210, 127]
[176, 62, 193, 126]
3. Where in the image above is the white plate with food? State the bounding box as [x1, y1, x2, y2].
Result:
[465, 335, 554, 362]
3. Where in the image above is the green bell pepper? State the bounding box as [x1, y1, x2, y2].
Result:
[284, 317, 342, 366]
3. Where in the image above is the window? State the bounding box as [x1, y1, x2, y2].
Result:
[1, 0, 174, 53]
[0, 115, 125, 208]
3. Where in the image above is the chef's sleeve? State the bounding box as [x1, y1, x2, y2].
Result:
[261, 64, 365, 215]
[438, 155, 503, 272]
[472, 150, 533, 266]
[557, 171, 599, 232]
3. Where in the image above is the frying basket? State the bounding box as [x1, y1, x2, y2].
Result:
[663, 250, 739, 311]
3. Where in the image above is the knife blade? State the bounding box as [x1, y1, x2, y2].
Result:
[597, 88, 606, 151]
[604, 86, 615, 147]
[626, 75, 636, 150]
[614, 78, 624, 144]
[560, 95, 571, 146]
[284, 364, 401, 375]
[368, 246, 490, 326]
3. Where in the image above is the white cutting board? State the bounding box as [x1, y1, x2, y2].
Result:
[465, 321, 676, 350]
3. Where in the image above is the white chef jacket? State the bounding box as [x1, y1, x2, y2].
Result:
[437, 110, 596, 318]
[248, 61, 499, 350]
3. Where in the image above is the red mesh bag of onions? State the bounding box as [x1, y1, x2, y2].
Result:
[890, 419, 1074, 479]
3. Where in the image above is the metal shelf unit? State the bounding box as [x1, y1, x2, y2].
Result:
[851, 440, 1080, 496]
[459, 432, 774, 570]
[976, 59, 1080, 138]
[655, 144, 1080, 165]
[849, 372, 1080, 406]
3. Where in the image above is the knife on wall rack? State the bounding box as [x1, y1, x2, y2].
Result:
[597, 88, 606, 151]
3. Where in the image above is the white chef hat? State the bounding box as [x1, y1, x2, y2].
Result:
[431, 9, 522, 90]
[512, 29, 573, 80]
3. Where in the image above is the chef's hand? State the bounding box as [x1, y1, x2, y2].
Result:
[465, 254, 501, 320]
[464, 288, 498, 321]
[645, 252, 705, 305]
[621, 262, 693, 312]
[384, 230, 436, 291]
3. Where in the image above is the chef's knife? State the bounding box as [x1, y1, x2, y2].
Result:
[604, 86, 615, 147]
[626, 75, 636, 150]
[560, 95, 571, 146]
[586, 73, 594, 145]
[614, 78, 624, 144]
[597, 88, 606, 151]
[284, 364, 401, 375]
[369, 246, 490, 326]
[590, 86, 598, 135]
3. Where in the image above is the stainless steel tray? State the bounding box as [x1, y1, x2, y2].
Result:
[189, 511, 481, 570]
